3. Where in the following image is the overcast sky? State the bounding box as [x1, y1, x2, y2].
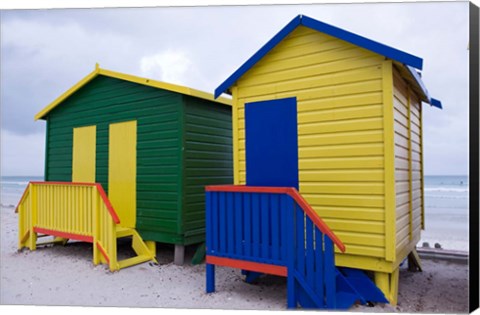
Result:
[0, 1, 470, 176]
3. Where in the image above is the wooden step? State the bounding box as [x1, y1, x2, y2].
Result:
[114, 226, 157, 269]
[116, 227, 134, 239]
[37, 237, 69, 247]
[117, 255, 152, 269]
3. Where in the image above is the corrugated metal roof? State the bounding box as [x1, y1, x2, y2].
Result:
[35, 65, 232, 120]
[214, 14, 442, 109]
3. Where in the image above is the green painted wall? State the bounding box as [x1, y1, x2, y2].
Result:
[182, 96, 233, 244]
[44, 75, 232, 245]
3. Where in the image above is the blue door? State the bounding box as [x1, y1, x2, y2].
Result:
[245, 97, 299, 189]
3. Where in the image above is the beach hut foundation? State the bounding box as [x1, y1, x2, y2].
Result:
[174, 245, 185, 265]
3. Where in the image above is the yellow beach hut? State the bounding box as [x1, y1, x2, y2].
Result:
[214, 14, 442, 303]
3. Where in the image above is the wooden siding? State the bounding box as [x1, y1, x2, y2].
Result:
[45, 75, 183, 243]
[233, 26, 387, 260]
[393, 68, 423, 257]
[183, 96, 233, 244]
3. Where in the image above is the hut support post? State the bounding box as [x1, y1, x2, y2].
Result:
[206, 264, 215, 293]
[174, 244, 185, 265]
[407, 248, 422, 272]
[374, 268, 400, 305]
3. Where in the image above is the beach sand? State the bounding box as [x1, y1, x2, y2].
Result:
[0, 205, 469, 313]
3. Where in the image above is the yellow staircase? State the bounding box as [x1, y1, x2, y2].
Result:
[115, 227, 157, 269]
[16, 181, 157, 271]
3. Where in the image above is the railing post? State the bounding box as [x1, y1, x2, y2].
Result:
[29, 184, 37, 250]
[109, 212, 118, 271]
[18, 201, 24, 250]
[286, 195, 296, 309]
[205, 191, 218, 293]
[206, 263, 215, 293]
[205, 192, 211, 255]
[314, 229, 324, 307]
[324, 237, 336, 308]
[18, 203, 22, 249]
[92, 187, 99, 265]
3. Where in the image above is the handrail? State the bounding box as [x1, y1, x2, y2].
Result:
[288, 188, 346, 253]
[205, 185, 346, 253]
[15, 181, 120, 224]
[94, 184, 120, 224]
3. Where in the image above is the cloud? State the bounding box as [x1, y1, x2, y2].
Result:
[0, 16, 136, 135]
[0, 3, 471, 175]
[140, 50, 194, 86]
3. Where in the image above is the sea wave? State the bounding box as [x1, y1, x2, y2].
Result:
[0, 203, 16, 208]
[0, 181, 30, 186]
[425, 195, 468, 201]
[424, 187, 469, 193]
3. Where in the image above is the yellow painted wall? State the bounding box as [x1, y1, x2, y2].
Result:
[232, 26, 391, 266]
[72, 126, 96, 182]
[393, 68, 423, 259]
[108, 120, 137, 228]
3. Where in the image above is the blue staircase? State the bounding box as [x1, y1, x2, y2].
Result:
[205, 185, 388, 309]
[291, 267, 388, 309]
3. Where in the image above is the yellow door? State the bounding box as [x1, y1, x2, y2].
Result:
[72, 125, 96, 183]
[109, 120, 137, 228]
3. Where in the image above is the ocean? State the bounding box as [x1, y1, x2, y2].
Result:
[1, 176, 44, 207]
[421, 175, 469, 251]
[0, 175, 469, 251]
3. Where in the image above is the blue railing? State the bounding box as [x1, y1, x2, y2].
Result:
[205, 185, 346, 309]
[206, 191, 291, 266]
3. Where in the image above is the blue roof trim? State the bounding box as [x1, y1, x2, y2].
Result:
[301, 16, 423, 71]
[406, 65, 431, 101]
[406, 65, 442, 109]
[215, 14, 425, 98]
[214, 15, 302, 98]
[430, 98, 442, 109]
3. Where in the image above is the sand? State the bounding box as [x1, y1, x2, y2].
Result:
[0, 205, 470, 314]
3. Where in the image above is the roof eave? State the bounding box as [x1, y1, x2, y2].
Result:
[405, 65, 442, 109]
[430, 97, 443, 109]
[99, 68, 232, 106]
[214, 15, 302, 98]
[34, 68, 100, 121]
[35, 66, 232, 121]
[301, 15, 423, 70]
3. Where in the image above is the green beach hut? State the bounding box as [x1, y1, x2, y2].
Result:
[34, 65, 233, 265]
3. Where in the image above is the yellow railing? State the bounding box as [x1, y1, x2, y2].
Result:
[36, 184, 95, 237]
[17, 187, 33, 250]
[95, 196, 119, 270]
[16, 182, 121, 271]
